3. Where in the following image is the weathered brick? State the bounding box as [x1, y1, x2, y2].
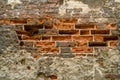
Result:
[80, 30, 90, 35]
[77, 41, 87, 47]
[89, 42, 107, 47]
[52, 36, 72, 41]
[15, 25, 24, 30]
[54, 23, 74, 30]
[15, 30, 29, 35]
[39, 48, 59, 53]
[0, 20, 10, 24]
[56, 41, 76, 47]
[35, 42, 55, 47]
[105, 23, 117, 30]
[24, 25, 43, 36]
[24, 25, 43, 30]
[10, 19, 27, 24]
[104, 36, 118, 41]
[21, 41, 34, 47]
[109, 41, 118, 47]
[60, 47, 71, 53]
[72, 47, 93, 53]
[94, 36, 104, 41]
[38, 29, 58, 35]
[73, 36, 93, 42]
[41, 36, 51, 41]
[91, 30, 110, 35]
[59, 30, 79, 35]
[22, 35, 41, 40]
[75, 24, 95, 29]
[44, 25, 53, 29]
[59, 47, 74, 58]
[60, 18, 77, 23]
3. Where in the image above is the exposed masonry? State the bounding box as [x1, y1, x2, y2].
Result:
[0, 18, 118, 57]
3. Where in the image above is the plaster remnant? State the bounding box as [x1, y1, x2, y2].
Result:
[7, 0, 22, 9]
[115, 0, 120, 2]
[59, 0, 91, 16]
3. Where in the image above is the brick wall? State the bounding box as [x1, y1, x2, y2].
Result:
[0, 18, 118, 58]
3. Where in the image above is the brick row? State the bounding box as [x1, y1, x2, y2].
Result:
[16, 29, 114, 36]
[94, 36, 118, 42]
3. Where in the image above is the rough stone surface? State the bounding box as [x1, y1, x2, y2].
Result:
[0, 48, 120, 80]
[0, 26, 19, 54]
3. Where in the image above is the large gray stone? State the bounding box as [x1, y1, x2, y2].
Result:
[0, 26, 19, 54]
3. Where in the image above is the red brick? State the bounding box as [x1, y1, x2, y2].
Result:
[89, 42, 107, 47]
[22, 35, 41, 40]
[109, 41, 118, 47]
[35, 42, 55, 47]
[60, 18, 77, 23]
[0, 19, 10, 24]
[39, 48, 59, 53]
[91, 30, 110, 35]
[54, 23, 74, 30]
[15, 30, 29, 35]
[94, 36, 104, 41]
[41, 36, 51, 41]
[10, 19, 27, 24]
[72, 47, 93, 53]
[77, 41, 87, 47]
[80, 30, 90, 35]
[37, 19, 44, 24]
[75, 24, 95, 29]
[59, 30, 79, 35]
[105, 23, 117, 30]
[52, 36, 72, 41]
[73, 36, 93, 42]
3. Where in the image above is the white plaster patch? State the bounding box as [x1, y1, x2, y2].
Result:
[115, 0, 120, 2]
[59, 0, 91, 16]
[7, 0, 22, 9]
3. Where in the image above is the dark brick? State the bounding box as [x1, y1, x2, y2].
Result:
[91, 30, 110, 35]
[59, 30, 79, 35]
[75, 24, 95, 29]
[80, 30, 90, 35]
[60, 47, 71, 53]
[44, 29, 58, 35]
[41, 36, 51, 41]
[89, 42, 107, 47]
[104, 36, 118, 41]
[56, 42, 76, 47]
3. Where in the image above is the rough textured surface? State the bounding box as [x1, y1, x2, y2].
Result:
[0, 0, 120, 80]
[0, 26, 19, 54]
[0, 48, 120, 80]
